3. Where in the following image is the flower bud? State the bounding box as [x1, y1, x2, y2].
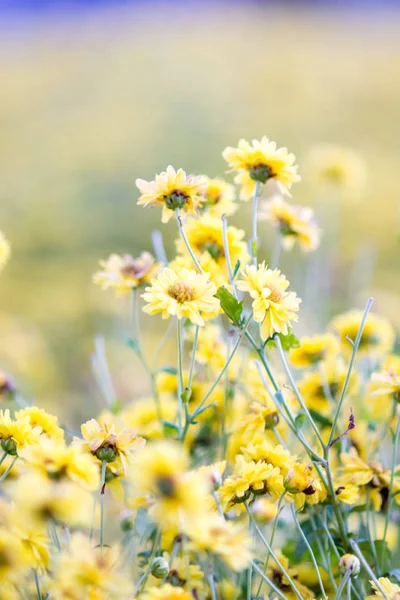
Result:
[165, 191, 187, 210]
[1, 437, 17, 456]
[150, 557, 169, 579]
[339, 554, 360, 578]
[264, 410, 279, 430]
[249, 164, 273, 183]
[96, 445, 117, 463]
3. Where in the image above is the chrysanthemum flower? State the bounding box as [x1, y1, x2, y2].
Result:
[305, 143, 366, 199]
[121, 396, 177, 440]
[200, 176, 237, 217]
[241, 441, 295, 477]
[174, 215, 249, 286]
[0, 231, 11, 273]
[184, 513, 252, 571]
[237, 262, 301, 339]
[366, 578, 400, 600]
[75, 418, 145, 474]
[0, 409, 41, 456]
[143, 584, 192, 600]
[251, 497, 279, 523]
[329, 310, 395, 357]
[258, 195, 320, 252]
[369, 367, 400, 403]
[136, 166, 205, 223]
[222, 136, 300, 200]
[289, 334, 339, 368]
[141, 267, 220, 326]
[15, 407, 64, 442]
[266, 552, 316, 600]
[93, 251, 158, 295]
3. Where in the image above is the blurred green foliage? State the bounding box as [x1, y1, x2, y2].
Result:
[0, 5, 399, 416]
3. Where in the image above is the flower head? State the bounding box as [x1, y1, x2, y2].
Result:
[237, 262, 301, 339]
[289, 334, 339, 368]
[329, 310, 395, 358]
[200, 176, 237, 217]
[15, 407, 64, 442]
[0, 409, 41, 455]
[366, 578, 400, 600]
[143, 584, 192, 600]
[258, 195, 320, 252]
[222, 136, 300, 200]
[141, 267, 220, 326]
[0, 232, 10, 273]
[93, 252, 158, 295]
[136, 166, 205, 223]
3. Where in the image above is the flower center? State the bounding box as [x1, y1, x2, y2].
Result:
[168, 282, 194, 304]
[267, 286, 282, 303]
[201, 241, 223, 260]
[156, 475, 176, 498]
[249, 163, 274, 183]
[165, 190, 188, 210]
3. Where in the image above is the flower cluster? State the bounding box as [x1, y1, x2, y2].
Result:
[1, 135, 399, 600]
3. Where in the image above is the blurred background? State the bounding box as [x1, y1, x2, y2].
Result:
[0, 0, 399, 420]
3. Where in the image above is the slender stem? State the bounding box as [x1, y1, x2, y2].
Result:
[350, 540, 389, 600]
[251, 180, 261, 265]
[347, 578, 352, 600]
[153, 319, 174, 370]
[251, 560, 288, 600]
[34, 570, 42, 600]
[175, 208, 203, 273]
[50, 521, 61, 551]
[0, 455, 17, 482]
[222, 216, 237, 297]
[334, 571, 351, 600]
[187, 325, 199, 391]
[328, 298, 373, 447]
[0, 451, 8, 467]
[177, 319, 184, 432]
[274, 333, 325, 452]
[291, 505, 327, 600]
[245, 502, 303, 600]
[381, 411, 400, 568]
[100, 460, 107, 548]
[208, 574, 218, 600]
[136, 529, 161, 595]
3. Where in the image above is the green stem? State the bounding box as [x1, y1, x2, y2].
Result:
[136, 529, 161, 595]
[251, 560, 288, 600]
[175, 208, 203, 273]
[380, 410, 400, 569]
[0, 451, 8, 467]
[100, 460, 107, 547]
[334, 571, 351, 600]
[0, 455, 17, 482]
[187, 325, 199, 391]
[177, 319, 184, 432]
[222, 216, 237, 297]
[251, 180, 261, 265]
[34, 570, 42, 600]
[350, 540, 389, 600]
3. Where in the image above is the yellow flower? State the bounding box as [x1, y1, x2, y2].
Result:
[9, 510, 50, 570]
[237, 262, 301, 340]
[222, 136, 300, 200]
[75, 418, 145, 474]
[175, 215, 249, 285]
[241, 440, 295, 476]
[329, 310, 395, 358]
[93, 252, 158, 295]
[185, 512, 252, 571]
[141, 267, 220, 326]
[219, 455, 283, 515]
[265, 552, 315, 600]
[0, 232, 11, 273]
[251, 498, 279, 523]
[129, 441, 209, 526]
[148, 553, 205, 595]
[143, 584, 192, 600]
[15, 406, 64, 442]
[366, 578, 400, 600]
[19, 437, 100, 490]
[49, 533, 131, 600]
[339, 448, 396, 503]
[284, 463, 316, 495]
[369, 367, 400, 402]
[305, 143, 366, 199]
[200, 176, 237, 217]
[136, 166, 205, 223]
[0, 526, 29, 583]
[333, 479, 361, 506]
[258, 195, 320, 252]
[121, 396, 177, 440]
[0, 409, 41, 455]
[289, 334, 339, 368]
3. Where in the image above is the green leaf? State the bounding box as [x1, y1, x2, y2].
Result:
[265, 331, 300, 351]
[110, 399, 121, 415]
[309, 409, 332, 429]
[181, 389, 192, 404]
[126, 337, 139, 352]
[157, 366, 178, 375]
[358, 540, 391, 574]
[295, 412, 306, 431]
[163, 420, 180, 437]
[215, 286, 244, 326]
[233, 260, 241, 279]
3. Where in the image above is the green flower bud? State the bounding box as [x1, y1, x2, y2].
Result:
[249, 164, 273, 184]
[96, 445, 117, 463]
[339, 554, 360, 578]
[150, 557, 169, 579]
[165, 191, 188, 211]
[1, 438, 17, 456]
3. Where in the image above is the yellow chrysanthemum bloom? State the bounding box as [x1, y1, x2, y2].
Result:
[0, 409, 41, 456]
[242, 440, 295, 477]
[258, 195, 320, 252]
[148, 553, 205, 595]
[0, 525, 29, 583]
[222, 136, 300, 200]
[15, 407, 64, 442]
[200, 176, 237, 217]
[185, 512, 252, 571]
[289, 334, 339, 368]
[121, 396, 177, 440]
[265, 553, 315, 600]
[136, 166, 205, 223]
[9, 511, 50, 570]
[75, 418, 145, 474]
[19, 437, 100, 490]
[49, 533, 131, 600]
[251, 497, 279, 523]
[141, 267, 220, 326]
[329, 310, 395, 358]
[93, 251, 158, 295]
[366, 578, 400, 600]
[333, 479, 361, 506]
[143, 584, 192, 600]
[369, 367, 400, 403]
[339, 448, 397, 502]
[237, 262, 301, 340]
[175, 215, 249, 285]
[219, 455, 283, 515]
[305, 143, 366, 199]
[129, 441, 209, 526]
[0, 231, 11, 273]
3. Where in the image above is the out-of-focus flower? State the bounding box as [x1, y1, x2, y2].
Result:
[305, 143, 366, 199]
[258, 195, 320, 252]
[0, 410, 41, 456]
[93, 252, 158, 295]
[200, 176, 237, 217]
[369, 366, 400, 403]
[136, 166, 205, 223]
[121, 396, 177, 440]
[329, 310, 395, 358]
[251, 497, 279, 523]
[366, 578, 400, 600]
[289, 334, 339, 368]
[15, 407, 64, 442]
[299, 357, 358, 413]
[143, 584, 192, 600]
[0, 231, 10, 273]
[237, 262, 301, 340]
[223, 137, 300, 200]
[141, 267, 220, 326]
